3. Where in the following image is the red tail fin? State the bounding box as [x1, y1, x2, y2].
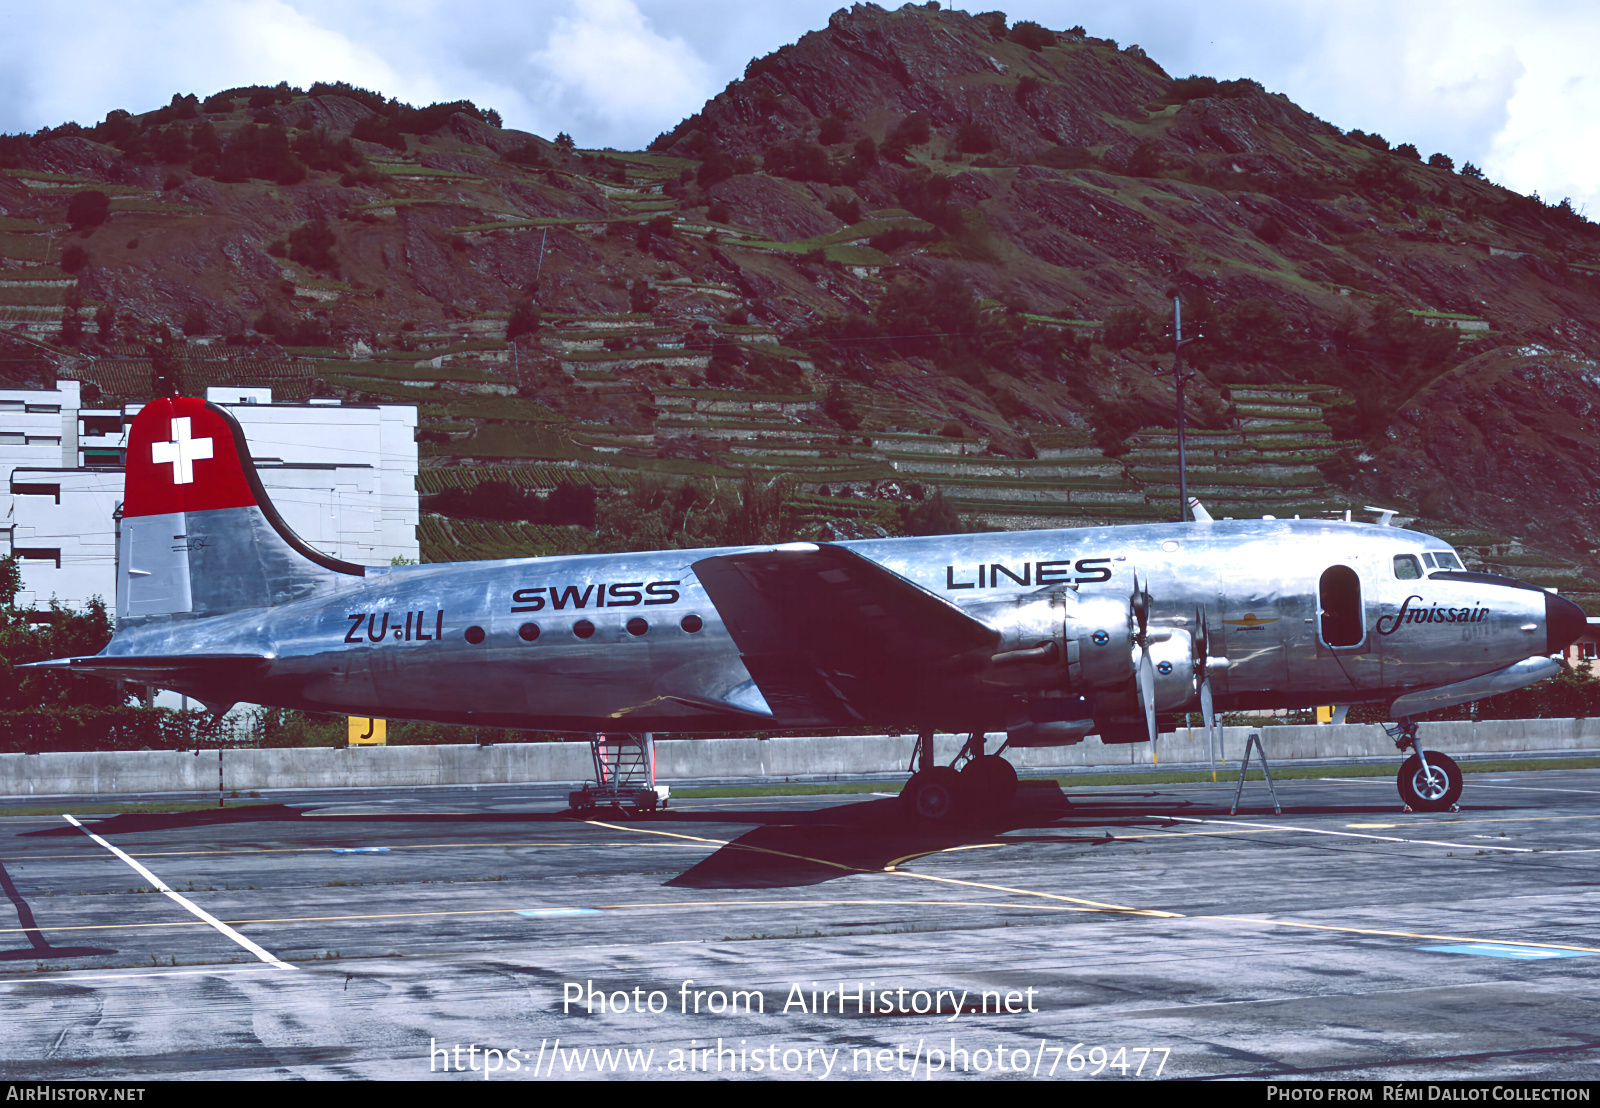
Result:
[124, 396, 256, 518]
[119, 396, 363, 620]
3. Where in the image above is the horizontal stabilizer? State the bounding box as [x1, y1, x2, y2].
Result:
[692, 543, 997, 723]
[25, 653, 270, 688]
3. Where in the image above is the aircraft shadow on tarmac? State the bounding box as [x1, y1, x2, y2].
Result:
[16, 784, 1457, 895]
[0, 860, 116, 962]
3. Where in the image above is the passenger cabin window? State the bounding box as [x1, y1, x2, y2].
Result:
[1393, 555, 1422, 580]
[1319, 565, 1365, 648]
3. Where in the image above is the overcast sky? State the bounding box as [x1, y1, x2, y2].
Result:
[2, 0, 1595, 217]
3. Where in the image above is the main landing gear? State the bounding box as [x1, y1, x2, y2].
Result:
[1387, 719, 1463, 813]
[901, 732, 1019, 822]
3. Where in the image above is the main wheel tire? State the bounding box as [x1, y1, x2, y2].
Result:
[1397, 752, 1462, 812]
[960, 755, 1018, 813]
[902, 767, 966, 822]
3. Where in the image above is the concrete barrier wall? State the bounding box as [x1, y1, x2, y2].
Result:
[3, 718, 1599, 798]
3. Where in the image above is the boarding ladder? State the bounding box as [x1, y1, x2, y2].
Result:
[569, 733, 669, 814]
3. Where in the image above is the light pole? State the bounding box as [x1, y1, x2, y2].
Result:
[1169, 296, 1199, 523]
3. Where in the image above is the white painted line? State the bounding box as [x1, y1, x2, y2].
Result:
[1454, 784, 1600, 795]
[62, 814, 294, 971]
[1328, 777, 1600, 796]
[1149, 814, 1534, 852]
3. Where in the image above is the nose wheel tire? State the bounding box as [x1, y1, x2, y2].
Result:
[960, 755, 1018, 814]
[1397, 752, 1462, 812]
[902, 767, 965, 822]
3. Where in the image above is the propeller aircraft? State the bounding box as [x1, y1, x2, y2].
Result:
[34, 397, 1589, 819]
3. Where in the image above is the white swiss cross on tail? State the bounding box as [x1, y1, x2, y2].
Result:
[151, 416, 214, 485]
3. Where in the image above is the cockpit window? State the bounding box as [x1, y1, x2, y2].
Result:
[1421, 553, 1437, 568]
[1393, 555, 1423, 580]
[1431, 551, 1463, 571]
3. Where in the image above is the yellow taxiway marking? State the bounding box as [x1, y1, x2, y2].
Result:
[581, 819, 1178, 917]
[884, 844, 1006, 869]
[1153, 814, 1536, 852]
[0, 897, 1110, 938]
[1, 841, 720, 864]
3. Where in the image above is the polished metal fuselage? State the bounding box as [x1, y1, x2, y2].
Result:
[102, 518, 1558, 734]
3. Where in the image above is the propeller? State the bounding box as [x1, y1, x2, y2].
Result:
[1193, 605, 1220, 764]
[1131, 572, 1157, 745]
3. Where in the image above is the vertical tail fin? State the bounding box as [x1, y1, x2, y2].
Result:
[119, 396, 363, 620]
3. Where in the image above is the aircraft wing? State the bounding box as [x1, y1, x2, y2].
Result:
[692, 543, 998, 723]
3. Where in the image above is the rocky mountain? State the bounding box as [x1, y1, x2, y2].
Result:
[1, 3, 1598, 606]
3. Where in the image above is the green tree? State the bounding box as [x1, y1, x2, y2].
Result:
[66, 190, 111, 230]
[1009, 21, 1055, 50]
[287, 218, 337, 272]
[506, 297, 541, 341]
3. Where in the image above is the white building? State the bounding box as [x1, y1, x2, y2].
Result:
[3, 384, 418, 610]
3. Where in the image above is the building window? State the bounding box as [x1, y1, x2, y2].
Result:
[15, 548, 61, 569]
[10, 482, 60, 504]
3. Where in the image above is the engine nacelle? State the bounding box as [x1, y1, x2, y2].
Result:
[968, 590, 1138, 694]
[1143, 627, 1197, 714]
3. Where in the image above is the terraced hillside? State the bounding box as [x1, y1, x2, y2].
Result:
[3, 5, 1599, 603]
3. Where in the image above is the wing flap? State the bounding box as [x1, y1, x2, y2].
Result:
[692, 544, 997, 723]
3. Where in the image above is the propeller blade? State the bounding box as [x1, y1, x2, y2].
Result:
[1131, 571, 1149, 638]
[1138, 646, 1156, 744]
[1200, 673, 1215, 737]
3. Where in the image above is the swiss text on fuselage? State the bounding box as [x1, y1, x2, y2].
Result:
[944, 558, 1112, 590]
[510, 580, 682, 612]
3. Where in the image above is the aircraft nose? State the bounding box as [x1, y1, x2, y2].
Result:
[1546, 591, 1588, 656]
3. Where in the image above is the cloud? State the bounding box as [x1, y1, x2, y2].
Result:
[529, 0, 714, 144]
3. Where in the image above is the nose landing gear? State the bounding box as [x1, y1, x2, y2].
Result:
[1387, 719, 1463, 812]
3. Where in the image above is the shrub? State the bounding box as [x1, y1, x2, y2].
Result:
[955, 121, 994, 154]
[1101, 305, 1150, 349]
[61, 244, 89, 271]
[1428, 152, 1454, 171]
[818, 115, 847, 145]
[764, 139, 830, 182]
[555, 132, 575, 152]
[1124, 142, 1161, 177]
[181, 305, 208, 336]
[1395, 142, 1421, 162]
[707, 199, 731, 223]
[66, 190, 111, 230]
[504, 142, 546, 167]
[1461, 161, 1485, 179]
[286, 218, 337, 272]
[1008, 21, 1055, 50]
[1016, 75, 1041, 102]
[825, 194, 861, 224]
